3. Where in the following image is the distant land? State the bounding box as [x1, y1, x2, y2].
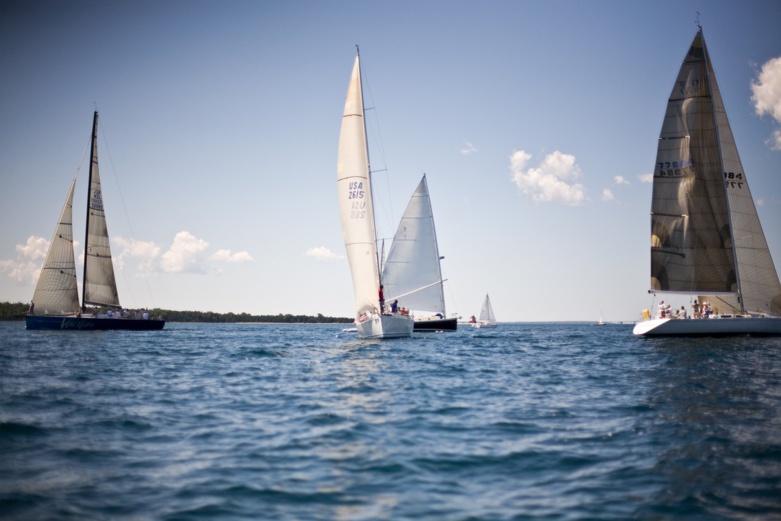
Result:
[0, 302, 352, 324]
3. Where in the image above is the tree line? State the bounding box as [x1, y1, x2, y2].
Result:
[0, 302, 352, 323]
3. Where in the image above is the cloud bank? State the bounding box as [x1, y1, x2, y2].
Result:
[2, 230, 253, 285]
[510, 150, 585, 205]
[751, 56, 781, 150]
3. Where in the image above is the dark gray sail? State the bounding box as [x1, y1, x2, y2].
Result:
[649, 28, 781, 315]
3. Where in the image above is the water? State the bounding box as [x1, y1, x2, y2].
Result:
[1, 322, 780, 520]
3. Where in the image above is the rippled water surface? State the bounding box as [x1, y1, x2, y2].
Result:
[1, 322, 780, 520]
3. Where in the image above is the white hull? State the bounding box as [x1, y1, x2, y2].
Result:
[472, 322, 496, 329]
[633, 316, 781, 336]
[356, 313, 414, 339]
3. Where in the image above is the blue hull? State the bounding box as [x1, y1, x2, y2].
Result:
[26, 315, 165, 331]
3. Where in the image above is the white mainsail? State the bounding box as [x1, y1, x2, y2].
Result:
[82, 111, 120, 309]
[31, 177, 80, 315]
[648, 28, 781, 316]
[337, 54, 381, 316]
[382, 175, 446, 315]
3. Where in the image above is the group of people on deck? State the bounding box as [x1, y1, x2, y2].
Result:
[657, 299, 713, 319]
[378, 285, 409, 316]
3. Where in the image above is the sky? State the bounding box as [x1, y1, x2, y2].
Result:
[1, 0, 781, 323]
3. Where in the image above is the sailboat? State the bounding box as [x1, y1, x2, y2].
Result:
[382, 174, 457, 331]
[472, 294, 497, 328]
[337, 50, 413, 339]
[633, 27, 781, 337]
[595, 311, 606, 326]
[26, 112, 165, 331]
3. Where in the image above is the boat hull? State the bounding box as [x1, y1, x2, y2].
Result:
[413, 316, 457, 331]
[356, 313, 414, 339]
[633, 316, 781, 337]
[26, 315, 165, 331]
[472, 322, 497, 329]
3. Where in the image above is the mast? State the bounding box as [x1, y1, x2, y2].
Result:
[356, 46, 383, 289]
[81, 111, 98, 311]
[425, 174, 447, 314]
[701, 28, 744, 312]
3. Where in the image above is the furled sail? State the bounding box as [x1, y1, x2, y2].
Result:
[31, 177, 80, 315]
[649, 28, 781, 315]
[382, 175, 445, 315]
[82, 111, 120, 308]
[337, 55, 381, 315]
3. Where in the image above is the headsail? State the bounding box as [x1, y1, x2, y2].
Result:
[649, 28, 781, 315]
[337, 54, 381, 316]
[382, 175, 445, 314]
[31, 177, 80, 315]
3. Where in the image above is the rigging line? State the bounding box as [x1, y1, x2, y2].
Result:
[98, 120, 156, 309]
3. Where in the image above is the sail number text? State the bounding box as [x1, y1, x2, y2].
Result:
[724, 171, 744, 190]
[656, 159, 694, 177]
[90, 189, 104, 211]
[347, 181, 366, 218]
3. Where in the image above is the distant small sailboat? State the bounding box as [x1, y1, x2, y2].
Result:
[382, 174, 457, 331]
[472, 294, 497, 328]
[633, 27, 781, 336]
[26, 112, 164, 331]
[595, 311, 606, 326]
[337, 50, 414, 339]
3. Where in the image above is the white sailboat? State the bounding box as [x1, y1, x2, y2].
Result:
[596, 311, 606, 326]
[26, 111, 164, 330]
[633, 27, 781, 337]
[337, 51, 414, 339]
[472, 294, 497, 328]
[382, 174, 457, 331]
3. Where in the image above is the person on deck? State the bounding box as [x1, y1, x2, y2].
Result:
[378, 285, 385, 314]
[391, 300, 399, 313]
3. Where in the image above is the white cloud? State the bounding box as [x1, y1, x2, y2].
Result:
[460, 141, 478, 155]
[306, 246, 343, 262]
[638, 173, 654, 183]
[751, 56, 781, 150]
[614, 175, 629, 185]
[160, 231, 210, 274]
[114, 237, 161, 275]
[757, 197, 765, 207]
[601, 188, 615, 202]
[510, 150, 585, 205]
[16, 236, 49, 261]
[210, 249, 254, 263]
[0, 236, 49, 284]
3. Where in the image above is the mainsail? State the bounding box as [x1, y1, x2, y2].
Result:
[382, 175, 445, 315]
[649, 28, 781, 315]
[479, 294, 496, 325]
[31, 177, 80, 315]
[337, 54, 381, 316]
[82, 111, 120, 309]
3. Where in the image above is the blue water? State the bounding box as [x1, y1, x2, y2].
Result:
[1, 322, 780, 520]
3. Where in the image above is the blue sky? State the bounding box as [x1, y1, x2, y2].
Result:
[2, 0, 780, 322]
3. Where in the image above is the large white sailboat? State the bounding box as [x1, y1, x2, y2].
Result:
[633, 27, 781, 337]
[382, 174, 457, 331]
[337, 51, 414, 339]
[26, 112, 164, 331]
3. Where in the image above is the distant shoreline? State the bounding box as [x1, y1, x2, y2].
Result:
[0, 302, 352, 324]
